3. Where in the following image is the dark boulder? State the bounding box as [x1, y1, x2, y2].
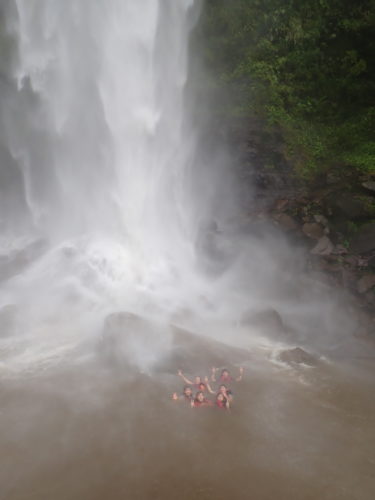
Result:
[272, 213, 298, 231]
[241, 308, 286, 334]
[278, 347, 317, 366]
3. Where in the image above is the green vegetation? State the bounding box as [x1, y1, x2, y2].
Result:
[195, 0, 375, 177]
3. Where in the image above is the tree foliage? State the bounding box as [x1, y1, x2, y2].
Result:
[196, 0, 375, 176]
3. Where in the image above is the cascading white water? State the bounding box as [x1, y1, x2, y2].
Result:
[0, 0, 221, 373]
[5, 0, 196, 240]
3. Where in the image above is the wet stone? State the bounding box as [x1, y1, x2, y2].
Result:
[272, 213, 298, 231]
[302, 222, 325, 240]
[310, 236, 334, 255]
[278, 347, 317, 366]
[362, 181, 375, 192]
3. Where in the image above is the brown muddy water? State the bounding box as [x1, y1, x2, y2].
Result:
[1, 341, 375, 500]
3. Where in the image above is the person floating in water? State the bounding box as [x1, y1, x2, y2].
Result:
[172, 385, 193, 403]
[172, 366, 244, 410]
[218, 384, 233, 402]
[211, 366, 244, 383]
[191, 391, 213, 408]
[215, 392, 230, 410]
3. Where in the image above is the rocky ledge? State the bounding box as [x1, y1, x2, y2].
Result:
[230, 119, 375, 338]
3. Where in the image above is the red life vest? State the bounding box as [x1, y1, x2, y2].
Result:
[215, 400, 227, 409]
[193, 399, 212, 407]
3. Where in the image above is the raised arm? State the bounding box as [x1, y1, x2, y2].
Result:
[178, 369, 193, 385]
[211, 367, 217, 382]
[236, 366, 244, 382]
[204, 376, 215, 394]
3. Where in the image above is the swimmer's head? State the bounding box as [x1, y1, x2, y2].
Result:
[198, 383, 206, 391]
[195, 391, 205, 402]
[183, 386, 192, 397]
[221, 369, 230, 379]
[216, 392, 226, 402]
[219, 384, 227, 393]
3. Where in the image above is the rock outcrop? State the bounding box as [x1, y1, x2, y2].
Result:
[98, 311, 251, 372]
[278, 347, 317, 366]
[302, 222, 325, 240]
[228, 118, 375, 331]
[241, 308, 287, 337]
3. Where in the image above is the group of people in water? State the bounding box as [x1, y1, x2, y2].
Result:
[172, 366, 244, 410]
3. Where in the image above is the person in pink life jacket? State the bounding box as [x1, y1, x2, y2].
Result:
[218, 384, 233, 402]
[211, 366, 244, 384]
[197, 376, 215, 395]
[191, 391, 213, 408]
[215, 392, 230, 410]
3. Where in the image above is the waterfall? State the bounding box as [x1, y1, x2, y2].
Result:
[2, 0, 200, 240]
[0, 0, 214, 373]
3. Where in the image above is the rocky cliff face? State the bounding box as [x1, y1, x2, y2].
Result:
[226, 118, 375, 337]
